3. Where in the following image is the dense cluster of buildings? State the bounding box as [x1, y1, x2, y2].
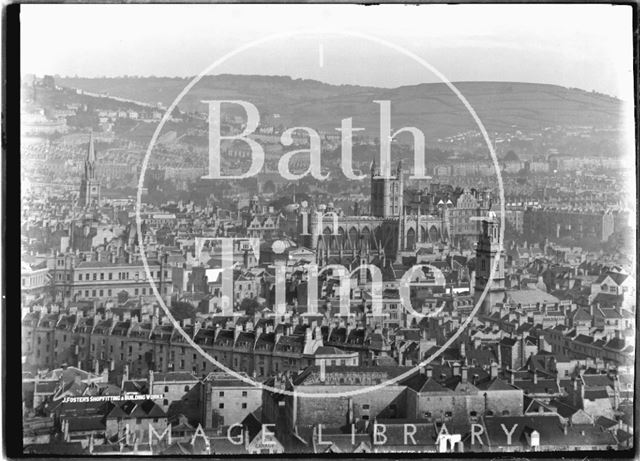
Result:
[20, 102, 635, 455]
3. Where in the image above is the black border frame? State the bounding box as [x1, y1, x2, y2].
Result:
[3, 2, 638, 459]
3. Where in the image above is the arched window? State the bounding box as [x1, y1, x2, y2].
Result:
[184, 385, 190, 392]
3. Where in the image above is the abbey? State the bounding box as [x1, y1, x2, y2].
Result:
[296, 161, 449, 265]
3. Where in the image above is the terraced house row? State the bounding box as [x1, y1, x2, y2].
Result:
[22, 304, 391, 381]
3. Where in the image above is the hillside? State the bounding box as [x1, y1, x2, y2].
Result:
[58, 75, 626, 139]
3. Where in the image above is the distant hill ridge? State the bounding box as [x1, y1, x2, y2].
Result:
[58, 75, 625, 138]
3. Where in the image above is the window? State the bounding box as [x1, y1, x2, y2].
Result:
[219, 403, 224, 409]
[100, 273, 104, 280]
[502, 410, 510, 416]
[445, 411, 452, 417]
[362, 404, 370, 410]
[93, 273, 97, 281]
[242, 403, 247, 409]
[78, 274, 83, 281]
[109, 273, 113, 280]
[242, 391, 247, 397]
[164, 386, 169, 392]
[184, 385, 190, 392]
[219, 391, 224, 397]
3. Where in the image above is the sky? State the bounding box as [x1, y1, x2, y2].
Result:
[21, 4, 634, 100]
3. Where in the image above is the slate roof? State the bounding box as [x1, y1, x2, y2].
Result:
[67, 415, 105, 432]
[594, 272, 629, 285]
[153, 372, 198, 382]
[584, 389, 609, 400]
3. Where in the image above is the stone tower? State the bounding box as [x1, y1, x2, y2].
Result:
[474, 213, 506, 315]
[370, 160, 403, 218]
[78, 132, 101, 207]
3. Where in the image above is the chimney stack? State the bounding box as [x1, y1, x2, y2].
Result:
[490, 361, 498, 380]
[461, 365, 468, 384]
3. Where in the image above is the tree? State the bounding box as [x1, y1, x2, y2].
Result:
[239, 298, 260, 316]
[117, 290, 129, 304]
[170, 301, 196, 321]
[46, 275, 59, 302]
[604, 225, 634, 255]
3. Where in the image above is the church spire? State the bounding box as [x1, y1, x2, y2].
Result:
[79, 130, 101, 207]
[85, 131, 97, 180]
